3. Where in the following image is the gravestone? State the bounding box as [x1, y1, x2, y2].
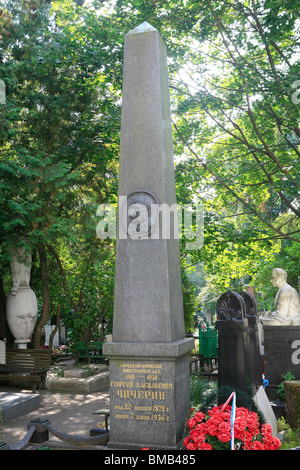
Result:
[239, 291, 262, 388]
[216, 291, 256, 397]
[103, 22, 194, 450]
[206, 307, 212, 325]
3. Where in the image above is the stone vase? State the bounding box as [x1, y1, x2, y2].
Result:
[6, 248, 38, 349]
[6, 287, 38, 349]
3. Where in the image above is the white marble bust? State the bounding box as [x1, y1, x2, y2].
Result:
[262, 268, 300, 325]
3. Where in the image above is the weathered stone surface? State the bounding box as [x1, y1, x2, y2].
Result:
[112, 21, 185, 344]
[107, 354, 191, 450]
[64, 369, 88, 379]
[47, 371, 109, 393]
[0, 392, 41, 421]
[216, 291, 259, 396]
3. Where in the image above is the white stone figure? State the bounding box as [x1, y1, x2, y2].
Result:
[261, 268, 300, 326]
[6, 248, 38, 349]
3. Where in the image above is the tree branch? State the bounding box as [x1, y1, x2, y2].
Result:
[172, 119, 300, 243]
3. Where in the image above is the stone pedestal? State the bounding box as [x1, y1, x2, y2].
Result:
[263, 326, 300, 385]
[104, 340, 192, 449]
[103, 22, 193, 450]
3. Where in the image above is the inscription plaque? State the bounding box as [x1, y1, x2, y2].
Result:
[111, 361, 172, 423]
[106, 351, 191, 449]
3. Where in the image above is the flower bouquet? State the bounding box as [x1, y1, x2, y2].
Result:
[184, 404, 281, 450]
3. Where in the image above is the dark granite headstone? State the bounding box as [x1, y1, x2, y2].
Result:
[216, 291, 255, 397]
[239, 291, 263, 388]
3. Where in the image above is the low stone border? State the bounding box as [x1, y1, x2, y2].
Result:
[47, 369, 109, 393]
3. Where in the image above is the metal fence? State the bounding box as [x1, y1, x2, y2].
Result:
[199, 324, 218, 359]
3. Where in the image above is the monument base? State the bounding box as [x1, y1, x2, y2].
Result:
[103, 338, 194, 450]
[263, 325, 300, 385]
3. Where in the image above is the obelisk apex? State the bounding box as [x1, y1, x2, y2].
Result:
[126, 21, 157, 34]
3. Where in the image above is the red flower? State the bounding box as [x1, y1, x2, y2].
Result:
[234, 416, 247, 440]
[186, 441, 198, 450]
[195, 422, 206, 433]
[190, 429, 205, 444]
[250, 441, 263, 450]
[187, 417, 197, 429]
[217, 421, 231, 443]
[193, 411, 205, 422]
[184, 404, 281, 451]
[199, 442, 213, 450]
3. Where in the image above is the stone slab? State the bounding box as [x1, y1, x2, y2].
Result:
[47, 371, 109, 393]
[0, 392, 41, 422]
[64, 369, 88, 378]
[103, 337, 194, 358]
[254, 385, 278, 436]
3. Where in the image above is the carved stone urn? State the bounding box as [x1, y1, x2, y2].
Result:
[6, 248, 38, 349]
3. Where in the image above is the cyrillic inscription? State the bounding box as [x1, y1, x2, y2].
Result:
[110, 361, 173, 423]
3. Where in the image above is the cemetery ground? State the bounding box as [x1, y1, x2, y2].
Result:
[1, 349, 299, 451]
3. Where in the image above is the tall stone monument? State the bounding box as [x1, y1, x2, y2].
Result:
[103, 22, 194, 450]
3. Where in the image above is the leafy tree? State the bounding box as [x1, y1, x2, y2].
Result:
[170, 0, 299, 242]
[107, 0, 300, 302]
[0, 0, 120, 346]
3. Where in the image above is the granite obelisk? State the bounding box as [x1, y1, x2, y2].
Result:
[103, 22, 194, 450]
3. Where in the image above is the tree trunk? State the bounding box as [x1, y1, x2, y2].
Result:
[49, 304, 60, 351]
[0, 275, 13, 346]
[0, 275, 6, 339]
[32, 244, 50, 349]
